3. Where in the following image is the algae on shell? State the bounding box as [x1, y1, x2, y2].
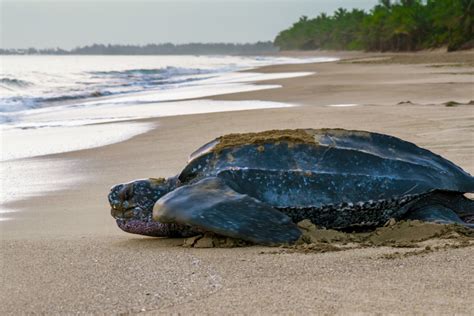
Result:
[213, 129, 317, 153]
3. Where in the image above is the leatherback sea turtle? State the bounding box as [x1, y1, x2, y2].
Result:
[108, 129, 474, 245]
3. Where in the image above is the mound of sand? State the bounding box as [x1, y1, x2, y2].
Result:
[182, 219, 473, 257]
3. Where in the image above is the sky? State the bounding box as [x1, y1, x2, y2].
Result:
[1, 0, 379, 49]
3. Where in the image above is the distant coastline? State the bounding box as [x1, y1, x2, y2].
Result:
[0, 42, 277, 55]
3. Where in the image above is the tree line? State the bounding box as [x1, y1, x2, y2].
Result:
[0, 42, 277, 55]
[274, 0, 473, 52]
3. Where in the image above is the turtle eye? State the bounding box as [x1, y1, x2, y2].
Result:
[118, 183, 134, 202]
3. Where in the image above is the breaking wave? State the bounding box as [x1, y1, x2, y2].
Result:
[0, 77, 33, 88]
[0, 66, 221, 114]
[0, 91, 113, 113]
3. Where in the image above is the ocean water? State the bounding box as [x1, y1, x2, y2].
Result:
[0, 55, 335, 118]
[0, 55, 337, 162]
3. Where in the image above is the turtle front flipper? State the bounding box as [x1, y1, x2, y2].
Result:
[153, 177, 301, 245]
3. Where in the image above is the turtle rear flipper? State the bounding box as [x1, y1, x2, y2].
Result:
[153, 177, 301, 245]
[404, 191, 474, 228]
[404, 206, 474, 228]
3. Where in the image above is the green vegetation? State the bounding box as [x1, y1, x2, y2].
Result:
[274, 0, 473, 52]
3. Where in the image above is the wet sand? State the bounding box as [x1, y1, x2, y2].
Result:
[1, 50, 474, 314]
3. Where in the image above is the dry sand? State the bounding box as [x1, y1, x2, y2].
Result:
[1, 50, 474, 314]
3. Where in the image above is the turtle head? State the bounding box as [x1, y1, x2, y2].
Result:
[108, 177, 178, 236]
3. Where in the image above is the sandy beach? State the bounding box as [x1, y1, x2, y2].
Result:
[1, 50, 474, 314]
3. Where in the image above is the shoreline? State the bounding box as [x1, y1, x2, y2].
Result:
[1, 50, 473, 314]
